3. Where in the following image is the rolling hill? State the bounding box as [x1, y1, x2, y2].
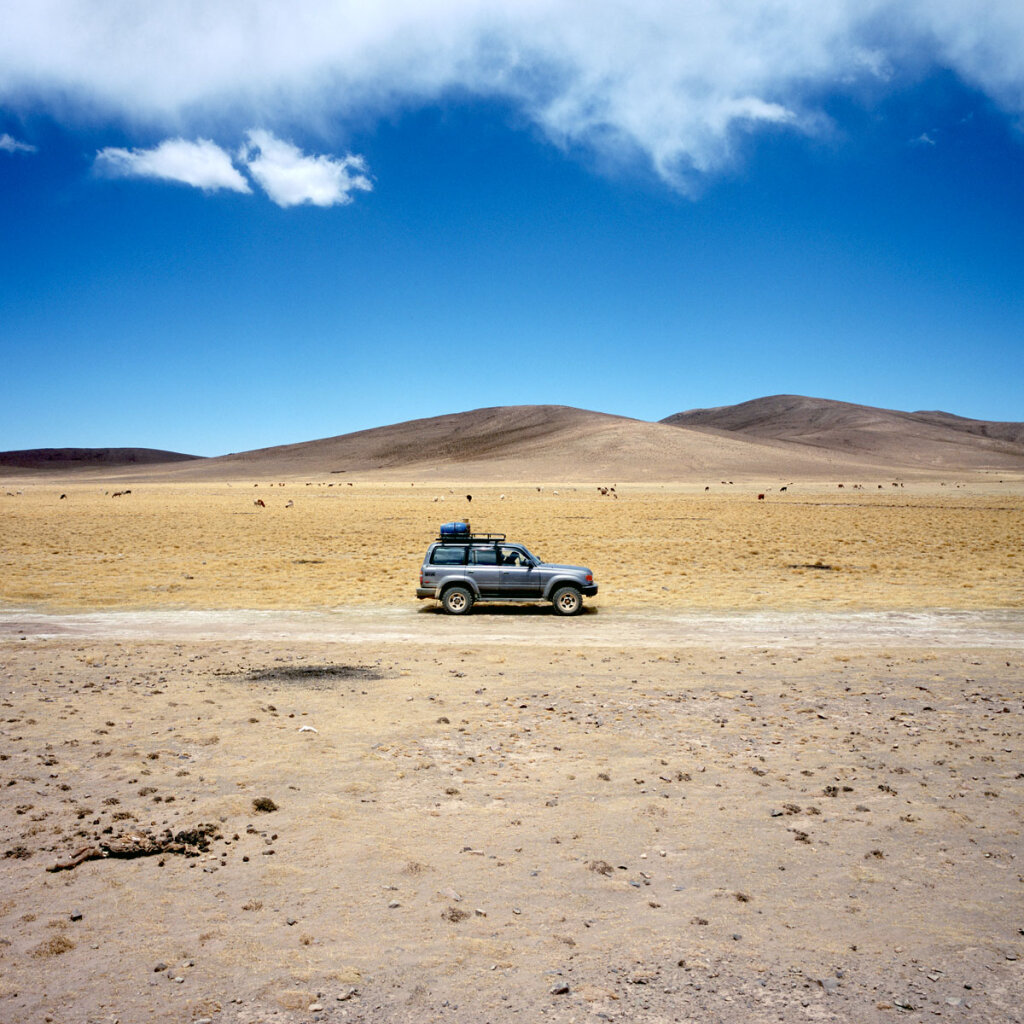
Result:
[3, 398, 1023, 482]
[661, 395, 1024, 471]
[0, 447, 201, 471]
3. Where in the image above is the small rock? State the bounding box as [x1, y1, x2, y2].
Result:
[70, 911, 83, 922]
[154, 962, 168, 973]
[308, 1003, 323, 1012]
[550, 983, 570, 995]
[286, 917, 297, 926]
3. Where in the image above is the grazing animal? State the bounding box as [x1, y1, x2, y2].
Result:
[779, 486, 787, 492]
[60, 494, 66, 500]
[500, 494, 506, 500]
[705, 486, 710, 492]
[838, 483, 844, 489]
[757, 493, 765, 501]
[285, 500, 294, 508]
[254, 499, 265, 508]
[466, 494, 472, 502]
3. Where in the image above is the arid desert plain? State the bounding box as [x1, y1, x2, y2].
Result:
[2, 463, 1023, 1023]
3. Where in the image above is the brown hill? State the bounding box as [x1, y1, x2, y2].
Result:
[661, 395, 1024, 472]
[114, 402, 1009, 485]
[0, 447, 202, 471]
[7, 399, 1023, 485]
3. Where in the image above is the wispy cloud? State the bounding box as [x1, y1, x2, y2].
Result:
[0, 132, 36, 154]
[95, 138, 251, 193]
[241, 130, 372, 208]
[2, 2, 1023, 191]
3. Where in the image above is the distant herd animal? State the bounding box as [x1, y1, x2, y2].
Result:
[42, 476, 920, 511]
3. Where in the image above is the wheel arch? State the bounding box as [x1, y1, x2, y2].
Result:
[439, 577, 480, 599]
[542, 577, 582, 599]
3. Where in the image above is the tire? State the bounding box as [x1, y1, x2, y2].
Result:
[441, 586, 474, 615]
[551, 586, 582, 616]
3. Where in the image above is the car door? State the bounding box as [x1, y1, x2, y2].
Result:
[499, 545, 542, 597]
[468, 544, 502, 596]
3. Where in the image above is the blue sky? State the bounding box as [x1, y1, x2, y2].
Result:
[1, 2, 1022, 456]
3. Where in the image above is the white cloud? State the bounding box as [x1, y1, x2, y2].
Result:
[95, 137, 251, 193]
[2, 2, 1023, 191]
[241, 130, 371, 207]
[0, 132, 36, 153]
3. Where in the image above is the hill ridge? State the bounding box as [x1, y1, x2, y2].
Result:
[3, 398, 1022, 481]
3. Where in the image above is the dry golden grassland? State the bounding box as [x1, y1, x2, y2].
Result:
[1, 481, 1022, 612]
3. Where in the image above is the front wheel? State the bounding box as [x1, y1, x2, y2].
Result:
[551, 586, 582, 616]
[441, 586, 474, 615]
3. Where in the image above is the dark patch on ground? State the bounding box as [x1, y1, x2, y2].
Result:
[241, 664, 387, 685]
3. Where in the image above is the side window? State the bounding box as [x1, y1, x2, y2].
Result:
[500, 546, 528, 566]
[470, 547, 499, 565]
[431, 545, 467, 565]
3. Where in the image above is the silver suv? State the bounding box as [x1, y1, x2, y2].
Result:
[417, 531, 597, 615]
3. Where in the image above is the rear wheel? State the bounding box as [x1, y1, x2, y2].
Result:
[551, 586, 582, 616]
[441, 586, 474, 615]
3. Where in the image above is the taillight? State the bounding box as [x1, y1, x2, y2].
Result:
[585, 574, 593, 583]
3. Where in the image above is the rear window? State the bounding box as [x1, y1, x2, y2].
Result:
[470, 547, 499, 565]
[431, 545, 467, 565]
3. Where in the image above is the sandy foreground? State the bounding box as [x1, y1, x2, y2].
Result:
[1, 483, 1023, 1023]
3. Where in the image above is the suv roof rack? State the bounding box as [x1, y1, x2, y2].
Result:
[436, 532, 506, 543]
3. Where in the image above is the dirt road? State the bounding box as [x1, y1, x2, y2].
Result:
[4, 605, 1023, 648]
